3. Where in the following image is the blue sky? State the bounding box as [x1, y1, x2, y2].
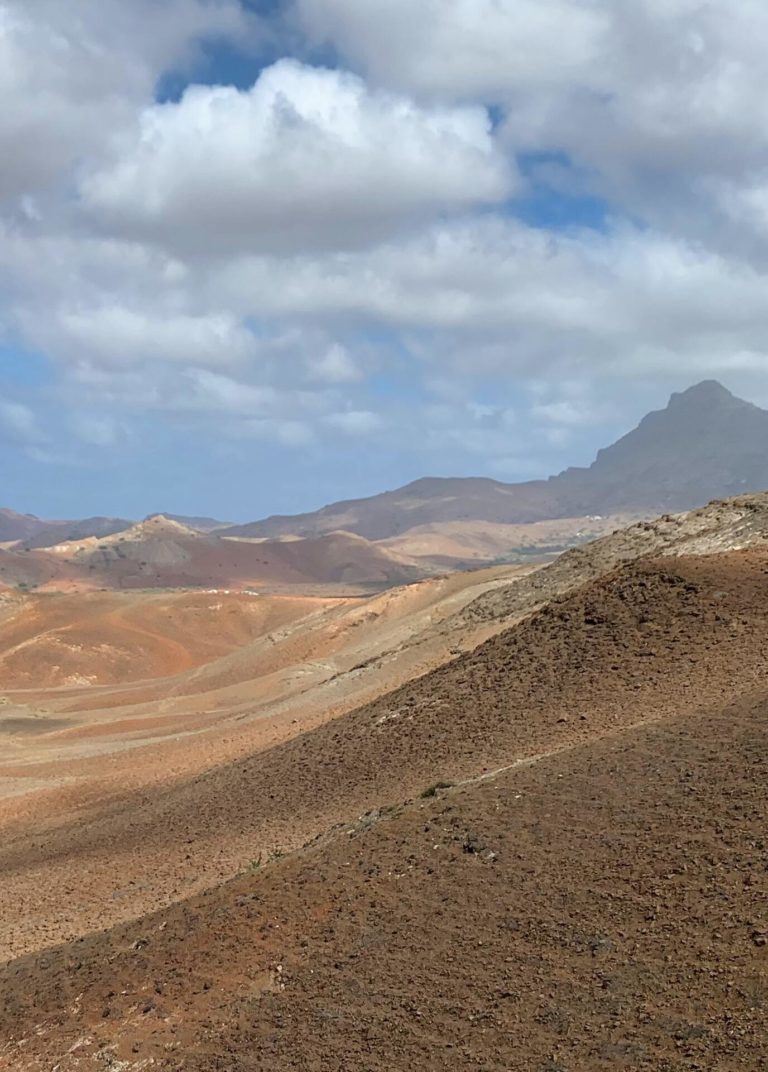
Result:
[2, 0, 768, 521]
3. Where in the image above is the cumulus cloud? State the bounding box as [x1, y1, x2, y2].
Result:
[203, 215, 768, 383]
[79, 59, 513, 255]
[0, 0, 251, 203]
[295, 0, 607, 100]
[308, 343, 361, 383]
[4, 0, 768, 499]
[295, 0, 768, 262]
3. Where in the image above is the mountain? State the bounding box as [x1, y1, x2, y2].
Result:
[0, 509, 133, 548]
[0, 508, 45, 542]
[19, 515, 134, 549]
[548, 379, 768, 514]
[224, 381, 768, 540]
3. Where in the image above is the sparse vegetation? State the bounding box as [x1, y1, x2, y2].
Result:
[420, 781, 455, 798]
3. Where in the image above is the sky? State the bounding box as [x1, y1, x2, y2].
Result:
[3, 1, 768, 522]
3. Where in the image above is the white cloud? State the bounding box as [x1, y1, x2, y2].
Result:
[295, 0, 768, 263]
[206, 215, 768, 381]
[0, 0, 252, 203]
[23, 305, 257, 369]
[308, 343, 361, 383]
[79, 59, 513, 255]
[187, 369, 282, 414]
[324, 409, 384, 434]
[4, 0, 768, 489]
[295, 0, 607, 100]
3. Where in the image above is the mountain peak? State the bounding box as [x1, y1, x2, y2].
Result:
[666, 380, 745, 411]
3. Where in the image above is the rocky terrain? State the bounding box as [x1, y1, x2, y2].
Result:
[1, 547, 767, 1068]
[1, 494, 768, 1069]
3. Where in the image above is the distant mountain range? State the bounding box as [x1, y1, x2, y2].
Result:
[223, 381, 768, 539]
[0, 512, 228, 547]
[2, 381, 767, 588]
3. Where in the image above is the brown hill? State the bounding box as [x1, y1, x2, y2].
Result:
[1, 549, 767, 1068]
[0, 508, 44, 543]
[225, 380, 768, 540]
[0, 546, 83, 590]
[2, 551, 768, 954]
[0, 516, 426, 592]
[458, 491, 768, 630]
[0, 511, 132, 549]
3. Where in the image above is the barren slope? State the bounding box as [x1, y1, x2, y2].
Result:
[4, 516, 427, 592]
[460, 491, 768, 628]
[377, 514, 634, 566]
[0, 590, 329, 688]
[1, 567, 766, 1068]
[2, 550, 768, 966]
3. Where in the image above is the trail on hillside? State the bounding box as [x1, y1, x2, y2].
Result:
[1, 550, 768, 962]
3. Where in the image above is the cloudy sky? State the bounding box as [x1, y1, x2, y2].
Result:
[3, 0, 768, 521]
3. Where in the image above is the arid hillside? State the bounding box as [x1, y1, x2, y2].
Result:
[1, 548, 767, 1069]
[0, 509, 130, 547]
[0, 589, 331, 688]
[459, 491, 768, 628]
[0, 516, 427, 593]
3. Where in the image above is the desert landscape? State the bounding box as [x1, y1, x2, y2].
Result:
[5, 2, 768, 1065]
[1, 483, 768, 1068]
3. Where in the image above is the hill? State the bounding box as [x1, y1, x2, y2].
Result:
[6, 493, 768, 954]
[0, 509, 44, 543]
[224, 381, 768, 540]
[0, 511, 132, 549]
[0, 516, 427, 592]
[1, 548, 767, 1068]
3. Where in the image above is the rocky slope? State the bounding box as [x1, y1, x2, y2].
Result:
[1, 548, 767, 1069]
[458, 491, 768, 628]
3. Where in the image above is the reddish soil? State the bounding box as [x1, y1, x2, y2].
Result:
[0, 551, 767, 973]
[2, 549, 768, 1068]
[1, 687, 765, 1070]
[0, 590, 328, 688]
[0, 517, 427, 593]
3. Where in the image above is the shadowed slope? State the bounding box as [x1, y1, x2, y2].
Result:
[1, 676, 766, 1069]
[2, 550, 768, 963]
